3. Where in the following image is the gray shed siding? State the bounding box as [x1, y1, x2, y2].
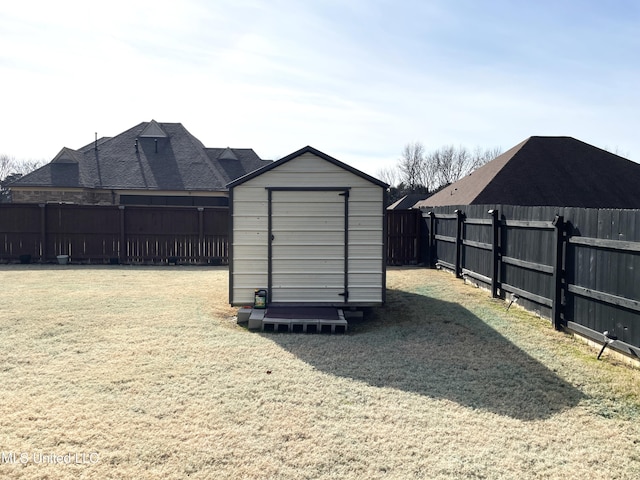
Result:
[229, 151, 385, 306]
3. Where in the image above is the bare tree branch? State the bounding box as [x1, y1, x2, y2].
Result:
[376, 166, 399, 187]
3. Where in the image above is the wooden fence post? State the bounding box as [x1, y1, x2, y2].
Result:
[455, 209, 464, 278]
[39, 203, 46, 262]
[119, 206, 126, 264]
[552, 215, 564, 330]
[427, 211, 435, 268]
[488, 208, 500, 298]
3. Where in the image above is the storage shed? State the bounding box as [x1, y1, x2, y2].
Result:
[228, 146, 388, 307]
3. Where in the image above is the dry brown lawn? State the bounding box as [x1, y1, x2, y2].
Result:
[0, 265, 639, 479]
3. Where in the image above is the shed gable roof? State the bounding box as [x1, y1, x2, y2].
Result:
[416, 136, 640, 209]
[227, 145, 388, 189]
[12, 121, 270, 192]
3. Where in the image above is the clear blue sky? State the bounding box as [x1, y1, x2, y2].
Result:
[1, 0, 638, 176]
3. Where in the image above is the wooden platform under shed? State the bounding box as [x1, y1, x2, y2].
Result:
[245, 307, 348, 333]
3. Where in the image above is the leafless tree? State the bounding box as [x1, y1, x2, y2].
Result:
[430, 145, 466, 187]
[603, 145, 632, 160]
[471, 146, 502, 169]
[0, 154, 47, 202]
[0, 154, 12, 181]
[376, 166, 399, 187]
[430, 145, 502, 189]
[397, 142, 431, 193]
[382, 144, 502, 194]
[1, 155, 46, 178]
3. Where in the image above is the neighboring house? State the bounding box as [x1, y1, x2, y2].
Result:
[386, 193, 431, 210]
[228, 146, 388, 307]
[9, 120, 270, 206]
[415, 136, 640, 209]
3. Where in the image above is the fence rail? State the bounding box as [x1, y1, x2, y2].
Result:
[0, 203, 229, 264]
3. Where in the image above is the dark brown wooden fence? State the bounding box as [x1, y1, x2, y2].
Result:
[386, 209, 423, 265]
[0, 204, 229, 264]
[4, 205, 419, 266]
[423, 204, 640, 358]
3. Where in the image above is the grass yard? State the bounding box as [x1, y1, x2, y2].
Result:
[0, 265, 639, 479]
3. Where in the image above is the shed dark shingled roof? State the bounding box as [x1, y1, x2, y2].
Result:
[415, 136, 640, 209]
[12, 121, 270, 191]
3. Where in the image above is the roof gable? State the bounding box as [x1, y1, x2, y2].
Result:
[51, 147, 82, 164]
[219, 147, 238, 160]
[138, 119, 168, 138]
[227, 146, 388, 189]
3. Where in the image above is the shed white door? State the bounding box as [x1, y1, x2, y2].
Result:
[269, 189, 348, 303]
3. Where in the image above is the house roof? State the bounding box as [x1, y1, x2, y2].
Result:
[415, 136, 640, 209]
[227, 145, 389, 189]
[387, 193, 431, 210]
[11, 121, 270, 192]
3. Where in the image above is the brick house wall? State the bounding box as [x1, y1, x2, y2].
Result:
[10, 189, 113, 205]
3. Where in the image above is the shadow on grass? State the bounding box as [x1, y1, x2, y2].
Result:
[263, 288, 586, 421]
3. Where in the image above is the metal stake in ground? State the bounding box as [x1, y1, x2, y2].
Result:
[597, 331, 618, 360]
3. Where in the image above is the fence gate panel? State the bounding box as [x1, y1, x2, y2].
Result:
[386, 209, 421, 265]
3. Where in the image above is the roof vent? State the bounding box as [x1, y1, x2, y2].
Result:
[139, 120, 168, 138]
[219, 147, 238, 161]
